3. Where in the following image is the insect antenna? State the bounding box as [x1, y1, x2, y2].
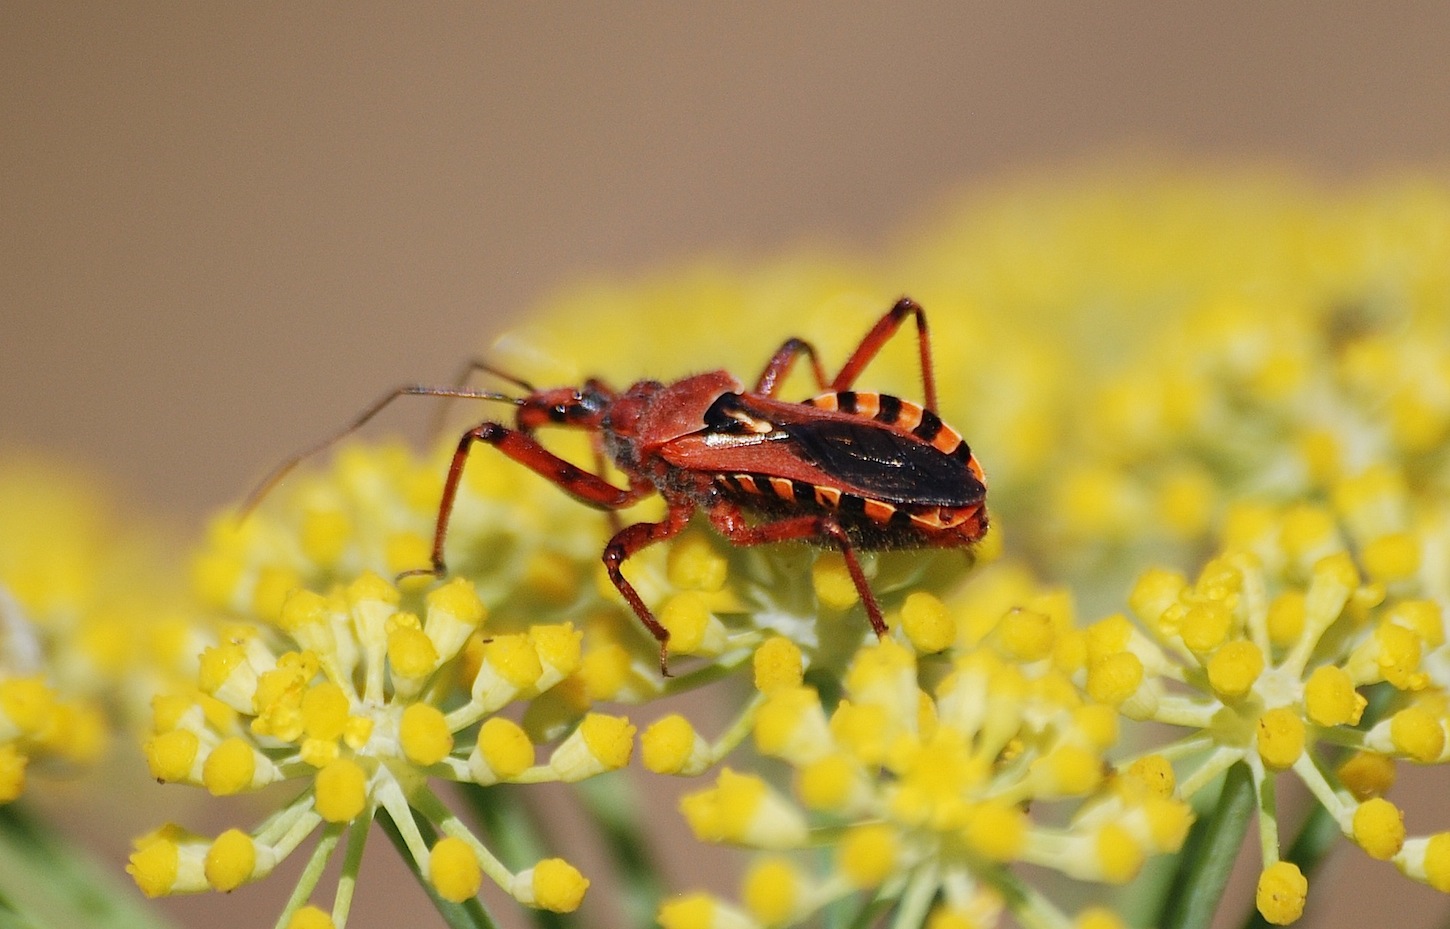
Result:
[427, 358, 537, 441]
[240, 384, 524, 519]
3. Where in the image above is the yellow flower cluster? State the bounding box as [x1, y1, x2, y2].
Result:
[0, 454, 196, 802]
[130, 571, 614, 925]
[653, 579, 1193, 929]
[2, 165, 1441, 929]
[1086, 477, 1450, 924]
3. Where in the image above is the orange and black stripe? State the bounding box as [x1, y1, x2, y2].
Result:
[805, 391, 973, 461]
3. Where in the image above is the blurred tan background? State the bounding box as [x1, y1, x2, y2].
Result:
[4, 4, 1450, 928]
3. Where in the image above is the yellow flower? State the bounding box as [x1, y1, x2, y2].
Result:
[668, 611, 1191, 928]
[0, 453, 197, 801]
[133, 571, 610, 922]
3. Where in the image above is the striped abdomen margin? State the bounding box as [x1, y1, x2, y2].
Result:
[716, 470, 976, 531]
[803, 391, 985, 483]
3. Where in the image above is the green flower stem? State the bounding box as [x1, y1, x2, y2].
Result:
[273, 823, 343, 929]
[378, 802, 499, 929]
[842, 893, 897, 929]
[454, 783, 568, 929]
[575, 772, 666, 928]
[705, 691, 765, 764]
[979, 863, 1069, 929]
[0, 905, 36, 929]
[0, 803, 172, 929]
[331, 815, 371, 928]
[663, 646, 755, 695]
[408, 786, 516, 905]
[1235, 682, 1397, 929]
[1157, 761, 1256, 929]
[889, 864, 939, 929]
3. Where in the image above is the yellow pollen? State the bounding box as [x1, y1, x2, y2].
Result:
[204, 829, 256, 892]
[812, 552, 860, 611]
[1086, 652, 1143, 707]
[1389, 704, 1445, 762]
[1094, 823, 1144, 883]
[1206, 640, 1263, 700]
[1303, 665, 1365, 727]
[301, 682, 350, 741]
[901, 592, 956, 653]
[660, 592, 713, 654]
[1255, 861, 1308, 925]
[1362, 532, 1421, 582]
[962, 800, 1026, 861]
[400, 703, 454, 766]
[1125, 755, 1176, 797]
[1266, 592, 1306, 650]
[742, 855, 801, 926]
[476, 716, 534, 780]
[429, 836, 483, 903]
[1422, 833, 1450, 892]
[838, 823, 898, 888]
[1337, 751, 1395, 800]
[314, 758, 368, 822]
[641, 715, 702, 776]
[667, 531, 729, 591]
[995, 608, 1056, 662]
[753, 636, 804, 693]
[527, 858, 589, 913]
[1352, 797, 1405, 860]
[202, 737, 257, 795]
[1179, 601, 1232, 654]
[1257, 707, 1306, 770]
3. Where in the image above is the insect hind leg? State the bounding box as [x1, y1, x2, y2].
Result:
[704, 500, 888, 638]
[832, 297, 937, 413]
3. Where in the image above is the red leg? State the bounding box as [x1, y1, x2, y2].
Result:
[832, 297, 938, 413]
[601, 501, 696, 674]
[753, 338, 829, 396]
[403, 421, 648, 580]
[589, 433, 652, 534]
[705, 500, 887, 637]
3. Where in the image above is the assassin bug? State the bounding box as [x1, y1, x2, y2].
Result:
[247, 297, 987, 672]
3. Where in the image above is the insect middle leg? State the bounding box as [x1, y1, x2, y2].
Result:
[406, 421, 648, 578]
[705, 499, 888, 638]
[601, 501, 697, 675]
[753, 338, 829, 396]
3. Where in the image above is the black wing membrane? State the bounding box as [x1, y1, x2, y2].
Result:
[783, 419, 982, 507]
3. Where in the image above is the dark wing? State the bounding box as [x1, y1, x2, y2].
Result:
[781, 419, 983, 507]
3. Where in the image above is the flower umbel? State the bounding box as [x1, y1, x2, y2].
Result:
[660, 600, 1192, 929]
[1096, 492, 1450, 924]
[132, 570, 613, 925]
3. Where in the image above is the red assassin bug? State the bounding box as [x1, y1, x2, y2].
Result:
[247, 297, 987, 673]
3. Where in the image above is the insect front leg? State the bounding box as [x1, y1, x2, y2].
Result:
[704, 499, 888, 638]
[832, 297, 938, 412]
[404, 422, 647, 580]
[601, 501, 696, 675]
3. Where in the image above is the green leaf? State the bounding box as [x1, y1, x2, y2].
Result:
[577, 772, 667, 928]
[1158, 762, 1256, 929]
